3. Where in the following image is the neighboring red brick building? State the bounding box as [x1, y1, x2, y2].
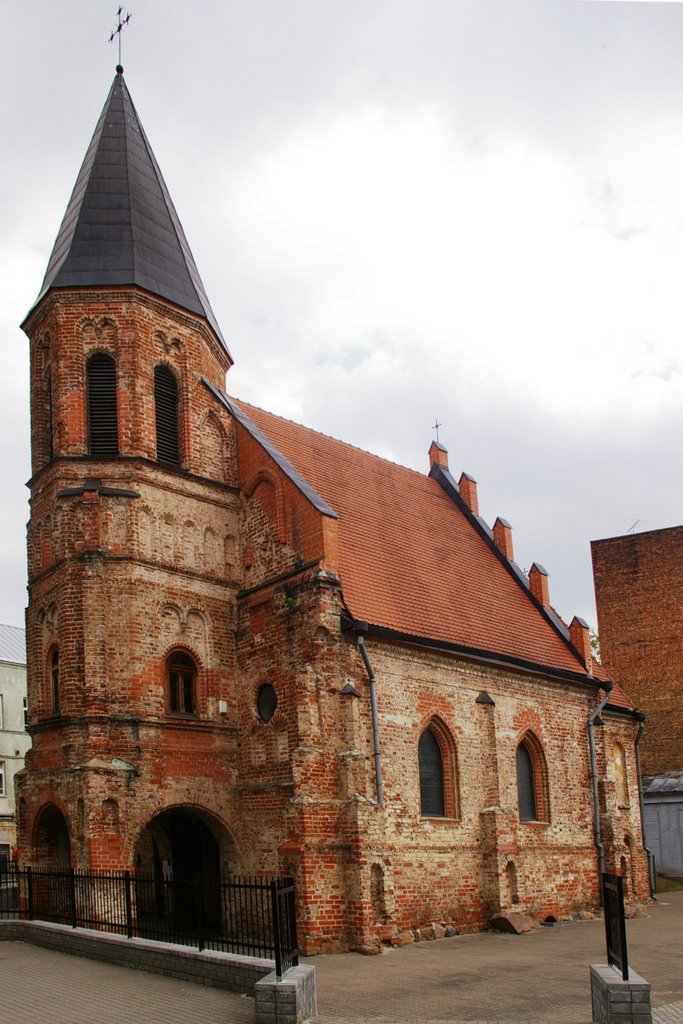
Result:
[592, 526, 683, 778]
[16, 69, 649, 954]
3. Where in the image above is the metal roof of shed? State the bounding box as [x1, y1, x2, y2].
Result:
[642, 771, 683, 795]
[0, 624, 26, 665]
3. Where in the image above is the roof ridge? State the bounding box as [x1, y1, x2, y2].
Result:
[232, 397, 432, 480]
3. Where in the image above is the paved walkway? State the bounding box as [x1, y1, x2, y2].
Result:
[306, 891, 683, 1023]
[0, 892, 681, 1023]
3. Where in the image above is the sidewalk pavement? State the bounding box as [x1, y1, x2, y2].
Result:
[306, 891, 683, 1024]
[0, 892, 681, 1023]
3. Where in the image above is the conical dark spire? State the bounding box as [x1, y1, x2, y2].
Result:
[27, 69, 229, 356]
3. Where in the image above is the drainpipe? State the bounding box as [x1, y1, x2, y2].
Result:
[634, 712, 656, 898]
[588, 682, 612, 892]
[350, 623, 384, 808]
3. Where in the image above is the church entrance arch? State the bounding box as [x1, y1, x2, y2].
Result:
[134, 806, 236, 936]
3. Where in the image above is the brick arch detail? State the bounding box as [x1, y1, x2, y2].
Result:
[132, 801, 241, 871]
[45, 642, 60, 715]
[418, 714, 461, 820]
[245, 469, 287, 543]
[78, 315, 119, 352]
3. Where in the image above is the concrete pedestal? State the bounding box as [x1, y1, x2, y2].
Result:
[255, 965, 317, 1024]
[590, 964, 652, 1024]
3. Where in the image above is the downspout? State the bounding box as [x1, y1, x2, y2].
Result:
[634, 712, 656, 898]
[353, 626, 385, 808]
[588, 682, 612, 892]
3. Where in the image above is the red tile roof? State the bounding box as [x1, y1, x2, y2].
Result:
[235, 400, 600, 679]
[606, 683, 635, 710]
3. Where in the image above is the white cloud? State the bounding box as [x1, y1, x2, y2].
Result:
[224, 102, 683, 423]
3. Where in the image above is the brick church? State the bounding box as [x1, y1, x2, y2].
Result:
[17, 68, 649, 953]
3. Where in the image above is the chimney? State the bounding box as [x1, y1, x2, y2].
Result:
[569, 616, 592, 673]
[428, 441, 449, 471]
[493, 517, 514, 560]
[458, 472, 479, 515]
[528, 563, 550, 608]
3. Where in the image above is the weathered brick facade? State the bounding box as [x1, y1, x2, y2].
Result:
[592, 526, 683, 777]
[16, 69, 650, 955]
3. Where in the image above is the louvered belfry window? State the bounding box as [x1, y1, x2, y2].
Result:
[154, 365, 180, 466]
[419, 729, 445, 817]
[86, 353, 118, 456]
[516, 743, 537, 821]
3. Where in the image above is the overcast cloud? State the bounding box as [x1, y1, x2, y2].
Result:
[0, 0, 681, 635]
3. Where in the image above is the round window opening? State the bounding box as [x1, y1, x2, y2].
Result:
[257, 683, 277, 723]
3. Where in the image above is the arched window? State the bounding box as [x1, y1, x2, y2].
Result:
[419, 729, 445, 816]
[167, 650, 196, 714]
[516, 744, 536, 820]
[418, 719, 460, 819]
[50, 649, 60, 715]
[613, 743, 629, 807]
[86, 353, 118, 456]
[154, 366, 180, 466]
[516, 733, 550, 822]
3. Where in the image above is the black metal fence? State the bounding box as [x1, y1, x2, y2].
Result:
[602, 871, 628, 980]
[0, 866, 298, 979]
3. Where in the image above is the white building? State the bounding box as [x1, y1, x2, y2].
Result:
[0, 624, 29, 867]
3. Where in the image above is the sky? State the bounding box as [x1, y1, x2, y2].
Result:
[0, 0, 681, 634]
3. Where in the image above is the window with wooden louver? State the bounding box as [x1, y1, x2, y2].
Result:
[154, 365, 180, 466]
[86, 353, 118, 456]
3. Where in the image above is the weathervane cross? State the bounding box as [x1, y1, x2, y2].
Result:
[432, 419, 442, 444]
[109, 6, 132, 68]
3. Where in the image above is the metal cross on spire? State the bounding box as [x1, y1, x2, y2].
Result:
[432, 419, 443, 444]
[109, 6, 132, 70]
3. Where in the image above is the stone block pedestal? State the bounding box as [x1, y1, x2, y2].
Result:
[255, 965, 317, 1024]
[590, 964, 652, 1024]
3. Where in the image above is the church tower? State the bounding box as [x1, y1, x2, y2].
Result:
[18, 69, 243, 877]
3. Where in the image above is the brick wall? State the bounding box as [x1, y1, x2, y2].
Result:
[592, 526, 683, 776]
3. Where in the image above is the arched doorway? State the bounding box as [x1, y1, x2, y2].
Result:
[31, 803, 71, 920]
[134, 807, 236, 937]
[33, 803, 71, 868]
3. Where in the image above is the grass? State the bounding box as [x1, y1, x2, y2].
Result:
[655, 874, 683, 893]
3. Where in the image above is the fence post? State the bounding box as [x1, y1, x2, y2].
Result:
[194, 874, 205, 952]
[271, 880, 283, 980]
[69, 868, 77, 929]
[287, 880, 299, 969]
[27, 867, 33, 921]
[124, 871, 133, 939]
[602, 872, 629, 981]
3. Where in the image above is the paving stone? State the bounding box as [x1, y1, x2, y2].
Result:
[1, 892, 682, 1024]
